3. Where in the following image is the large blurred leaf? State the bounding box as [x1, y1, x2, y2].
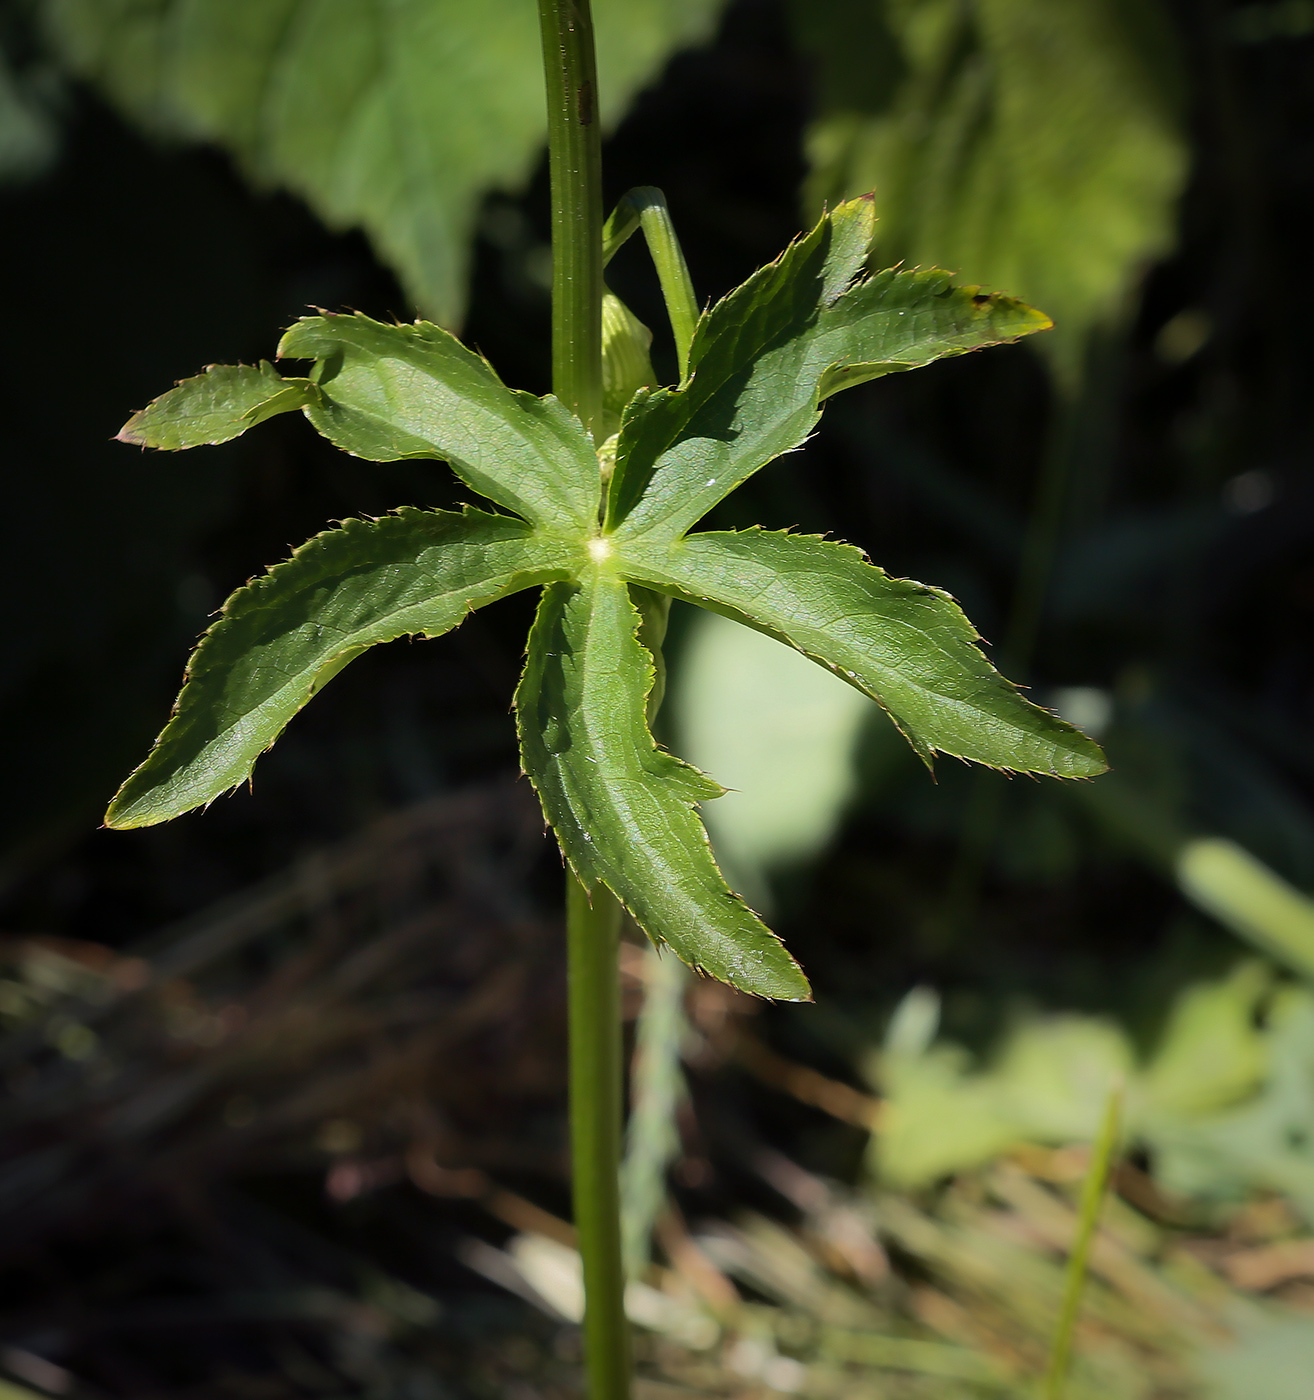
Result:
[673, 607, 870, 906]
[792, 0, 1188, 379]
[37, 0, 726, 323]
[0, 35, 61, 183]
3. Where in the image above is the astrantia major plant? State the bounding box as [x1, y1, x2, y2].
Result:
[107, 2, 1105, 1392]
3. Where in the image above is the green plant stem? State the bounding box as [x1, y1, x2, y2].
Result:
[538, 0, 604, 440]
[567, 875, 631, 1399]
[603, 188, 700, 380]
[1042, 1084, 1123, 1400]
[538, 2, 629, 1393]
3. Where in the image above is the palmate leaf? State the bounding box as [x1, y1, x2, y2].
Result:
[105, 194, 1105, 1001]
[617, 529, 1106, 778]
[516, 571, 809, 1000]
[279, 315, 601, 532]
[118, 362, 318, 449]
[38, 0, 726, 324]
[107, 508, 579, 830]
[606, 196, 1048, 542]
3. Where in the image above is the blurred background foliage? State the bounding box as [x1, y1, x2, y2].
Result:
[3, 0, 1314, 1395]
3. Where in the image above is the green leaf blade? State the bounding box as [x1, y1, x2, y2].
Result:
[106, 508, 579, 829]
[40, 0, 727, 324]
[118, 361, 315, 450]
[278, 313, 601, 530]
[618, 529, 1106, 778]
[607, 197, 1048, 543]
[516, 572, 810, 1000]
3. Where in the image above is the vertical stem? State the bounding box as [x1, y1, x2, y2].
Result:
[567, 875, 631, 1400]
[538, 4, 627, 1394]
[538, 0, 604, 439]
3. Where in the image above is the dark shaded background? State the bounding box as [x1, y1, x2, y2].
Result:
[2, 0, 1313, 1394]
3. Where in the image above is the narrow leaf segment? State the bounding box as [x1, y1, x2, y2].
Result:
[606, 196, 1049, 541]
[118, 362, 316, 449]
[618, 529, 1106, 778]
[279, 315, 601, 531]
[516, 572, 810, 1000]
[107, 509, 579, 829]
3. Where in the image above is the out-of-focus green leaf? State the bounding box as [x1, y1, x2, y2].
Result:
[1176, 838, 1314, 984]
[872, 1009, 1131, 1188]
[673, 606, 870, 905]
[514, 571, 810, 1000]
[107, 508, 578, 829]
[868, 965, 1314, 1210]
[1149, 984, 1314, 1220]
[118, 361, 316, 449]
[607, 196, 1049, 539]
[1140, 961, 1270, 1120]
[621, 943, 689, 1278]
[620, 528, 1106, 777]
[1196, 1302, 1314, 1400]
[279, 314, 601, 531]
[874, 1038, 1018, 1188]
[993, 1017, 1132, 1143]
[0, 42, 61, 182]
[37, 0, 727, 323]
[793, 0, 1188, 380]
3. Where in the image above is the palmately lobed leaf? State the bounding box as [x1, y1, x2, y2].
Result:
[104, 185, 1104, 1006]
[279, 314, 601, 531]
[606, 196, 1050, 543]
[617, 528, 1106, 779]
[107, 508, 580, 830]
[118, 361, 316, 450]
[516, 571, 811, 1001]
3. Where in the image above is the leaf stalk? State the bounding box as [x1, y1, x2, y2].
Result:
[603, 187, 700, 381]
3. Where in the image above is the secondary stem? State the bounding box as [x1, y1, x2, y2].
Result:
[602, 187, 700, 381]
[538, 0, 604, 439]
[538, 2, 630, 1396]
[1042, 1084, 1123, 1399]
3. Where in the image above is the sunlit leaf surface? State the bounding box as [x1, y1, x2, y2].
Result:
[516, 573, 810, 999]
[108, 508, 579, 829]
[621, 528, 1105, 777]
[107, 199, 1101, 996]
